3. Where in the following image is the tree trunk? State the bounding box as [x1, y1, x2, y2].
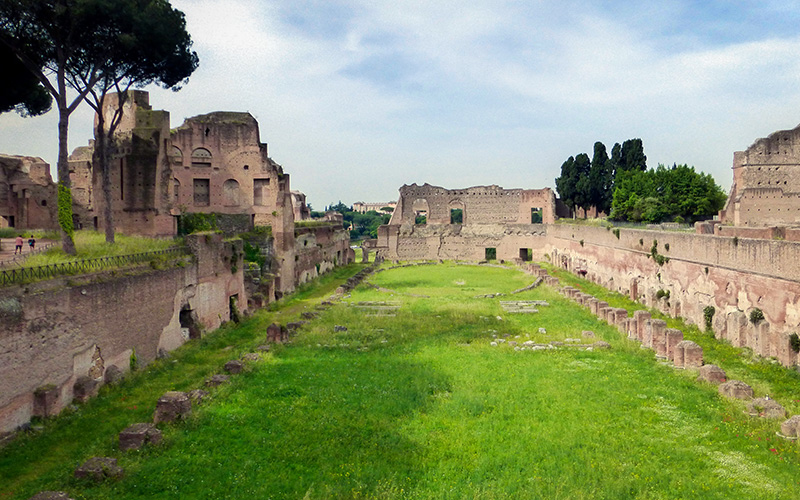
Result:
[56, 101, 77, 255]
[100, 126, 115, 244]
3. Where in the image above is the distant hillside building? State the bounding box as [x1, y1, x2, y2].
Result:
[352, 201, 396, 214]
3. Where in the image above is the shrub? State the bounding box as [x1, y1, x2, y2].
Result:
[579, 239, 584, 247]
[656, 289, 670, 300]
[664, 243, 670, 251]
[749, 308, 764, 324]
[612, 228, 620, 239]
[733, 236, 739, 246]
[674, 215, 685, 224]
[790, 333, 800, 353]
[703, 306, 715, 332]
[130, 348, 139, 372]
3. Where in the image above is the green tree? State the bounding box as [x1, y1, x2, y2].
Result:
[0, 43, 51, 116]
[588, 141, 612, 214]
[83, 0, 198, 243]
[0, 0, 124, 253]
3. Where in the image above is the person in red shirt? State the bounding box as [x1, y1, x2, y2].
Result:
[14, 235, 23, 254]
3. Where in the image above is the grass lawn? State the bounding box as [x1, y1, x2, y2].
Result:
[2, 262, 799, 499]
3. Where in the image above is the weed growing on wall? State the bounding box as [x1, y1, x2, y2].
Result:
[789, 333, 800, 353]
[749, 308, 764, 324]
[703, 306, 715, 332]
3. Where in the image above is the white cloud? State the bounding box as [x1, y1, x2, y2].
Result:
[4, 0, 800, 205]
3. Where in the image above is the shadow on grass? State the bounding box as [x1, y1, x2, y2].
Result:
[78, 352, 450, 499]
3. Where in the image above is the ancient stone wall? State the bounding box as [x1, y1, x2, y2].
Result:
[720, 123, 800, 227]
[390, 183, 555, 226]
[294, 223, 354, 284]
[544, 224, 800, 367]
[0, 233, 246, 434]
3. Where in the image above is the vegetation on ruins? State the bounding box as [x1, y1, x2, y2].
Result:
[2, 262, 800, 499]
[22, 230, 178, 268]
[610, 163, 727, 223]
[704, 305, 716, 332]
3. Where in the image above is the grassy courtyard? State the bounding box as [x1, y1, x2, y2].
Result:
[2, 262, 799, 499]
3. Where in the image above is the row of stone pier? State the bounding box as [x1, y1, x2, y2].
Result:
[560, 286, 703, 369]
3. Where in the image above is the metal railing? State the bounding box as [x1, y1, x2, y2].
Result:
[0, 246, 190, 287]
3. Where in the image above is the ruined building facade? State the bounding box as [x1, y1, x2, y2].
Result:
[37, 90, 350, 296]
[377, 183, 556, 261]
[0, 155, 56, 230]
[719, 123, 800, 227]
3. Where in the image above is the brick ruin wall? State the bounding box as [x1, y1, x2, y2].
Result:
[0, 233, 246, 434]
[390, 183, 555, 226]
[294, 224, 354, 285]
[720, 123, 800, 227]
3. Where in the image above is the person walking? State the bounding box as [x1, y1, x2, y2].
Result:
[28, 235, 35, 251]
[14, 235, 23, 254]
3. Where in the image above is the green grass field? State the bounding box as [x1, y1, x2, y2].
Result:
[2, 262, 799, 499]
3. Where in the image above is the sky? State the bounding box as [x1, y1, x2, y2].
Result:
[2, 0, 800, 208]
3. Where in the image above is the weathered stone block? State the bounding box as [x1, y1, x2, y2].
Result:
[626, 318, 637, 340]
[674, 340, 702, 369]
[241, 353, 260, 362]
[718, 380, 754, 400]
[746, 397, 786, 419]
[28, 492, 74, 500]
[267, 322, 283, 342]
[188, 389, 210, 405]
[593, 341, 611, 349]
[614, 309, 629, 332]
[634, 310, 651, 342]
[664, 329, 684, 360]
[726, 310, 747, 348]
[582, 330, 595, 339]
[780, 415, 800, 438]
[153, 391, 191, 423]
[205, 374, 230, 387]
[104, 365, 124, 385]
[74, 457, 123, 482]
[256, 344, 271, 352]
[651, 321, 668, 357]
[33, 385, 59, 418]
[72, 376, 99, 403]
[587, 298, 599, 315]
[119, 423, 162, 451]
[224, 360, 244, 374]
[697, 364, 726, 384]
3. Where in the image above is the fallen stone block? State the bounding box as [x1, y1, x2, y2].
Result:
[28, 492, 74, 500]
[256, 344, 271, 352]
[72, 376, 99, 403]
[593, 341, 611, 349]
[718, 380, 754, 400]
[241, 353, 260, 362]
[188, 389, 210, 405]
[205, 374, 230, 387]
[224, 360, 244, 374]
[747, 398, 786, 419]
[267, 323, 283, 342]
[119, 423, 162, 451]
[697, 365, 726, 385]
[74, 457, 123, 482]
[334, 325, 348, 332]
[153, 391, 191, 423]
[581, 330, 595, 338]
[104, 365, 124, 385]
[33, 385, 60, 418]
[779, 415, 800, 439]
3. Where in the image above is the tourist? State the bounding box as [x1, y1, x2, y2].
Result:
[28, 235, 35, 251]
[14, 235, 23, 254]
